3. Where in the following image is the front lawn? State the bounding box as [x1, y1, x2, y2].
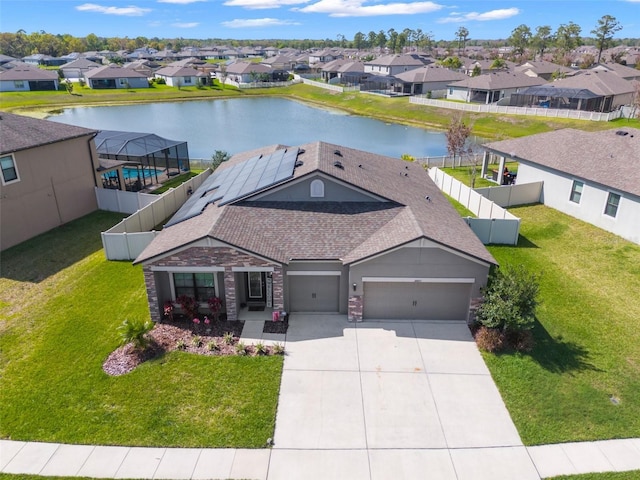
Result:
[485, 205, 640, 445]
[0, 211, 283, 447]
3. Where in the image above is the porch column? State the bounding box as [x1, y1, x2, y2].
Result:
[143, 267, 161, 322]
[224, 268, 237, 321]
[498, 155, 506, 185]
[481, 150, 489, 180]
[272, 266, 284, 311]
[348, 295, 363, 322]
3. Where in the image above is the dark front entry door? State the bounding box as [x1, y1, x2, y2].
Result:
[247, 272, 265, 303]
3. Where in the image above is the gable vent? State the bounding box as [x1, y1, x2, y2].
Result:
[333, 160, 344, 169]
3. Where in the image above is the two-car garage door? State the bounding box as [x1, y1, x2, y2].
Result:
[363, 281, 472, 321]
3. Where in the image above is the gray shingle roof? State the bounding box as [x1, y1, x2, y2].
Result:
[135, 141, 495, 266]
[448, 71, 546, 90]
[84, 65, 147, 79]
[548, 70, 634, 96]
[484, 127, 640, 197]
[0, 112, 97, 155]
[0, 65, 58, 81]
[394, 65, 467, 83]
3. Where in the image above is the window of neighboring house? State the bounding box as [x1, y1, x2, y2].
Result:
[449, 88, 453, 95]
[0, 155, 19, 185]
[13, 80, 24, 88]
[310, 179, 325, 197]
[173, 272, 216, 301]
[604, 192, 621, 218]
[184, 76, 192, 84]
[569, 180, 584, 203]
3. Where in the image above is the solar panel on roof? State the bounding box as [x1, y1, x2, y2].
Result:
[165, 147, 299, 227]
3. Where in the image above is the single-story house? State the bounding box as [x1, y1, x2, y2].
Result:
[591, 63, 640, 82]
[447, 71, 546, 104]
[134, 142, 496, 323]
[223, 62, 272, 84]
[0, 65, 59, 92]
[393, 65, 467, 96]
[514, 60, 575, 80]
[320, 59, 364, 83]
[0, 112, 101, 250]
[154, 66, 209, 87]
[483, 128, 640, 244]
[84, 65, 149, 89]
[511, 70, 634, 112]
[309, 49, 343, 64]
[60, 58, 102, 81]
[364, 54, 429, 76]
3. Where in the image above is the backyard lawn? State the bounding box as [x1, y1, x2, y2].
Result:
[485, 205, 640, 445]
[0, 211, 283, 447]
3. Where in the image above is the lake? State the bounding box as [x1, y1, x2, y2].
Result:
[51, 97, 449, 160]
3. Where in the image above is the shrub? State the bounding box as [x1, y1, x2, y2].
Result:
[207, 340, 219, 351]
[156, 77, 166, 85]
[192, 335, 202, 347]
[176, 294, 199, 320]
[272, 343, 285, 355]
[163, 300, 174, 321]
[235, 342, 247, 355]
[175, 339, 186, 350]
[476, 265, 540, 334]
[255, 342, 267, 355]
[223, 332, 234, 345]
[475, 326, 505, 353]
[117, 318, 154, 350]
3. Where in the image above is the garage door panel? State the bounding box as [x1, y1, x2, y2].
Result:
[363, 282, 470, 320]
[290, 276, 339, 312]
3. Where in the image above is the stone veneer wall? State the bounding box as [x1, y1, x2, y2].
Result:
[144, 246, 283, 322]
[348, 295, 363, 322]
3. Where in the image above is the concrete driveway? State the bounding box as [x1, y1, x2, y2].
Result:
[271, 314, 539, 480]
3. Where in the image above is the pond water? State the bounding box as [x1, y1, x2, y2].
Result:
[51, 97, 449, 160]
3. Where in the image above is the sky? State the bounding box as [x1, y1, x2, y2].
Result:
[0, 0, 639, 42]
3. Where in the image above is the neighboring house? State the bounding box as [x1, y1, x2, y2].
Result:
[309, 49, 342, 64]
[260, 55, 296, 70]
[60, 58, 101, 81]
[393, 65, 467, 95]
[0, 65, 59, 91]
[514, 60, 575, 80]
[591, 63, 640, 82]
[134, 142, 495, 323]
[321, 59, 363, 83]
[154, 66, 209, 87]
[22, 53, 66, 66]
[364, 54, 429, 76]
[0, 112, 101, 250]
[122, 60, 158, 78]
[223, 62, 271, 84]
[0, 54, 16, 66]
[483, 128, 640, 245]
[446, 71, 546, 104]
[84, 65, 149, 89]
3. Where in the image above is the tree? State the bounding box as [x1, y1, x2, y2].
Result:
[353, 32, 365, 50]
[631, 81, 640, 120]
[376, 30, 387, 49]
[508, 24, 532, 59]
[440, 56, 462, 69]
[476, 265, 540, 334]
[490, 58, 506, 69]
[531, 25, 552, 60]
[591, 15, 622, 64]
[64, 79, 74, 95]
[117, 318, 154, 350]
[367, 31, 377, 49]
[218, 63, 227, 89]
[471, 64, 481, 77]
[445, 115, 472, 167]
[387, 28, 399, 53]
[456, 26, 469, 56]
[211, 150, 231, 170]
[555, 22, 582, 58]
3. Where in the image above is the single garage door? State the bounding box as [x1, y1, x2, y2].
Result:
[289, 275, 340, 312]
[363, 281, 471, 320]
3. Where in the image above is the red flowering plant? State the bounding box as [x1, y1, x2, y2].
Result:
[208, 296, 223, 322]
[163, 300, 174, 322]
[176, 294, 199, 320]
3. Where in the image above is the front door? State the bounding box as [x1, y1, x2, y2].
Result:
[247, 272, 265, 303]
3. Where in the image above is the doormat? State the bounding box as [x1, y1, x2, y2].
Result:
[248, 305, 265, 311]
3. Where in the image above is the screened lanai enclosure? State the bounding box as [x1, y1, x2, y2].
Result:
[95, 130, 190, 191]
[509, 86, 608, 112]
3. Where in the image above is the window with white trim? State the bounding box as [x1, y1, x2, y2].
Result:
[173, 272, 215, 301]
[184, 76, 192, 84]
[0, 155, 19, 185]
[569, 180, 583, 204]
[13, 80, 24, 88]
[604, 192, 620, 218]
[310, 179, 325, 198]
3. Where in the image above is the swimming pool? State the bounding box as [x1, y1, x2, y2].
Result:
[104, 167, 162, 180]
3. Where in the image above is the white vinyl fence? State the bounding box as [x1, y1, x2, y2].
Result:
[416, 154, 483, 168]
[96, 188, 158, 214]
[101, 170, 212, 261]
[474, 182, 543, 207]
[429, 168, 521, 245]
[301, 78, 360, 92]
[411, 97, 624, 122]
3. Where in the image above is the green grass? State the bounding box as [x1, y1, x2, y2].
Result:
[484, 205, 640, 445]
[0, 211, 283, 447]
[151, 170, 204, 195]
[549, 472, 640, 480]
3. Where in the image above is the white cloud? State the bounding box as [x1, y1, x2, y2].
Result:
[172, 22, 200, 27]
[76, 3, 151, 15]
[437, 7, 520, 23]
[158, 0, 207, 4]
[221, 17, 301, 27]
[223, 0, 309, 9]
[296, 0, 443, 17]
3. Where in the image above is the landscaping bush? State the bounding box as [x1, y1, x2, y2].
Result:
[475, 326, 505, 352]
[117, 318, 154, 350]
[476, 265, 540, 334]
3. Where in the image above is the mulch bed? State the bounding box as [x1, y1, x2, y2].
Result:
[263, 316, 289, 334]
[103, 318, 283, 377]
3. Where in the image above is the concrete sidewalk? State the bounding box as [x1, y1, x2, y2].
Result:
[2, 439, 640, 479]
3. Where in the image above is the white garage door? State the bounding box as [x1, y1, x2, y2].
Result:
[289, 275, 340, 312]
[363, 281, 471, 320]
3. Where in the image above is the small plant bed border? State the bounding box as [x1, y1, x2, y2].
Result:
[263, 316, 289, 334]
[104, 318, 283, 376]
